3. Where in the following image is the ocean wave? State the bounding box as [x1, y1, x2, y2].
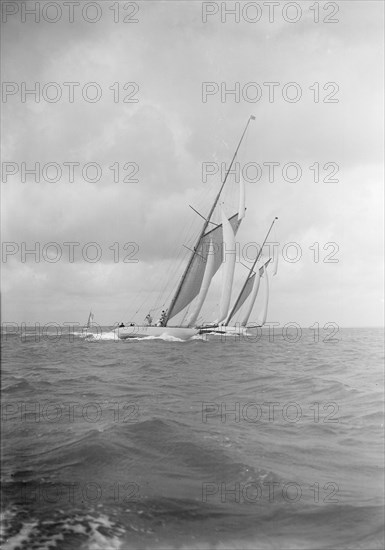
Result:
[2, 327, 384, 548]
[2, 379, 35, 394]
[1, 502, 384, 550]
[0, 507, 125, 550]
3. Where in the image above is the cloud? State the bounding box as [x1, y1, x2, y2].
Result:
[1, 1, 383, 326]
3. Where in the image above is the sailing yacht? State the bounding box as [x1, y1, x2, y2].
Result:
[114, 116, 277, 341]
[86, 311, 94, 329]
[82, 310, 95, 337]
[197, 217, 279, 336]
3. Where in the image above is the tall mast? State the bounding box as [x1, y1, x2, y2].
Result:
[165, 116, 255, 325]
[224, 217, 278, 326]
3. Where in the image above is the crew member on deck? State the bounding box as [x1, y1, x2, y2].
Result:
[119, 322, 125, 328]
[157, 310, 167, 326]
[160, 309, 168, 327]
[145, 313, 153, 326]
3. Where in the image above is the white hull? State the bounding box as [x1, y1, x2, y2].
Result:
[114, 325, 198, 340]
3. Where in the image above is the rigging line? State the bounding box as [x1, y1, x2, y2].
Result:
[189, 205, 220, 226]
[157, 249, 189, 311]
[125, 259, 174, 321]
[133, 293, 153, 318]
[127, 266, 160, 320]
[131, 280, 150, 311]
[126, 205, 200, 317]
[180, 203, 203, 249]
[154, 196, 206, 310]
[158, 254, 182, 300]
[148, 194, 202, 313]
[153, 220, 194, 310]
[183, 244, 205, 260]
[239, 260, 254, 271]
[161, 257, 188, 309]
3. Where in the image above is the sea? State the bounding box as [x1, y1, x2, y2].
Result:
[1, 326, 384, 550]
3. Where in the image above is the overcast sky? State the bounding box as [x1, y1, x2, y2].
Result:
[1, 0, 384, 327]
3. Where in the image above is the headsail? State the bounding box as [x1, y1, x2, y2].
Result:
[240, 258, 271, 326]
[186, 239, 216, 327]
[86, 311, 94, 329]
[167, 214, 241, 322]
[216, 208, 237, 324]
[224, 272, 256, 325]
[224, 217, 278, 326]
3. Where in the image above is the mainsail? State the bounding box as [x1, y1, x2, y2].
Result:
[167, 214, 241, 322]
[225, 273, 255, 323]
[240, 257, 273, 326]
[186, 239, 216, 327]
[240, 271, 261, 326]
[86, 311, 93, 329]
[216, 208, 237, 323]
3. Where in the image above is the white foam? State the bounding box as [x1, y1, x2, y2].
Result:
[138, 334, 185, 342]
[0, 511, 125, 550]
[78, 331, 119, 341]
[95, 331, 120, 341]
[191, 334, 208, 341]
[1, 521, 38, 550]
[81, 514, 125, 550]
